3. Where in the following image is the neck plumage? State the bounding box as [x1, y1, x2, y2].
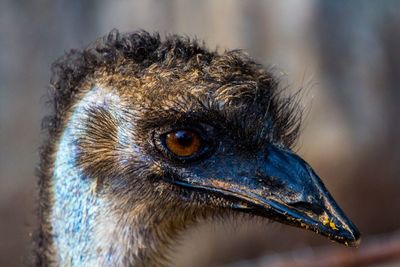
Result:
[44, 86, 183, 267]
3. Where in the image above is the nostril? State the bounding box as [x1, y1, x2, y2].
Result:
[291, 201, 325, 216]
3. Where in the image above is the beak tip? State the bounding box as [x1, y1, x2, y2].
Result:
[344, 234, 361, 247]
[335, 224, 361, 247]
[344, 218, 361, 246]
[348, 230, 361, 247]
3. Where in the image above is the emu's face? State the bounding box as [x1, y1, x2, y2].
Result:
[76, 53, 359, 247]
[141, 94, 359, 246]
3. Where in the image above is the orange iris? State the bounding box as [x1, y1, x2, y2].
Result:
[165, 130, 201, 157]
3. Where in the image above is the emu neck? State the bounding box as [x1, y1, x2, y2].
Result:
[49, 86, 180, 266]
[51, 153, 177, 267]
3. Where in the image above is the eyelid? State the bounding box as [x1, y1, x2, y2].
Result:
[160, 123, 210, 142]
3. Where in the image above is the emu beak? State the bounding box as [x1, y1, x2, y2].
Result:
[173, 145, 360, 246]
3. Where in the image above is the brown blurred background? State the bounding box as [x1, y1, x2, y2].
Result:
[1, 1, 399, 266]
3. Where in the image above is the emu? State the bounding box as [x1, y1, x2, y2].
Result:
[36, 30, 360, 267]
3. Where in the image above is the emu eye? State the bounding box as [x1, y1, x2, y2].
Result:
[164, 130, 202, 157]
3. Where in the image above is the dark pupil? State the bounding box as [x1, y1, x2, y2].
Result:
[174, 131, 194, 147]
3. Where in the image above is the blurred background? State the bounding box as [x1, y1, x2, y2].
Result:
[1, 0, 399, 266]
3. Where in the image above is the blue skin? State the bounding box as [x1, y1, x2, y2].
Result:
[52, 114, 101, 265]
[51, 86, 123, 265]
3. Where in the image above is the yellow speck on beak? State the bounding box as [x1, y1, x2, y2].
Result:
[321, 216, 338, 231]
[329, 220, 339, 230]
[322, 217, 330, 226]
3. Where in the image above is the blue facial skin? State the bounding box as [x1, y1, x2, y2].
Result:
[51, 86, 125, 265]
[169, 144, 360, 246]
[52, 114, 102, 265]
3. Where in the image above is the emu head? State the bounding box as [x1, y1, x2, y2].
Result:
[41, 30, 359, 266]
